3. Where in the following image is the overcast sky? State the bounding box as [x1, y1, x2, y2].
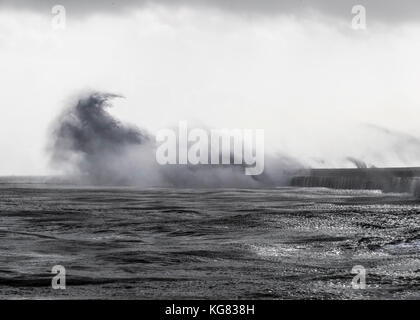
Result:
[2, 1, 420, 174]
[4, 0, 420, 22]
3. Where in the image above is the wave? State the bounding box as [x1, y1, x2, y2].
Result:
[48, 91, 302, 187]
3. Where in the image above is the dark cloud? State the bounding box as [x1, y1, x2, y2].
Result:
[2, 0, 420, 23]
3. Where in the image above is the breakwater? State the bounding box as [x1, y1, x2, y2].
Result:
[290, 167, 420, 196]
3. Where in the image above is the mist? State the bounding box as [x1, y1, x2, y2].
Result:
[49, 92, 303, 187]
[2, 7, 420, 175]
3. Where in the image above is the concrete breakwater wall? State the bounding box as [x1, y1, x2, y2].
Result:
[290, 167, 420, 196]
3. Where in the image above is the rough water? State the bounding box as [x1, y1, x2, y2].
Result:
[0, 177, 418, 299]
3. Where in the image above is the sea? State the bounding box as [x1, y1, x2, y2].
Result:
[0, 177, 418, 299]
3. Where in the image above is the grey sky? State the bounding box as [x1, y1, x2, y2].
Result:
[2, 1, 420, 174]
[2, 0, 420, 23]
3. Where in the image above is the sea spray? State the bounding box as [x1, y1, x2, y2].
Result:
[48, 91, 302, 187]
